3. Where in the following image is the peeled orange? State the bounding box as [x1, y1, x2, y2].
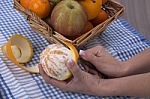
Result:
[40, 41, 79, 80]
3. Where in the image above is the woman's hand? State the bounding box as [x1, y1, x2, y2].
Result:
[39, 59, 105, 95]
[79, 46, 126, 77]
[39, 47, 150, 97]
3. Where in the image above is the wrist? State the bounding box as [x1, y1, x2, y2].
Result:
[110, 61, 129, 77]
[120, 61, 133, 77]
[95, 79, 119, 96]
[115, 61, 131, 77]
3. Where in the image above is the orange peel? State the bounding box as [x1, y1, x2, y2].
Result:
[58, 41, 79, 80]
[1, 34, 79, 74]
[7, 34, 33, 63]
[1, 34, 39, 73]
[6, 39, 39, 73]
[63, 41, 79, 63]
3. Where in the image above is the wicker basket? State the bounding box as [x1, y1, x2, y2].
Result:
[14, 0, 124, 47]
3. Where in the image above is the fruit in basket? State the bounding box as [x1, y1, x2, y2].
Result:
[79, 0, 102, 20]
[51, 0, 61, 6]
[40, 41, 79, 80]
[67, 21, 93, 40]
[20, 0, 31, 8]
[50, 0, 88, 37]
[1, 34, 33, 63]
[91, 9, 108, 26]
[82, 21, 93, 33]
[45, 16, 51, 26]
[20, 0, 52, 18]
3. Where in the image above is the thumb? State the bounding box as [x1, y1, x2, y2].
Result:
[67, 59, 81, 77]
[79, 50, 97, 63]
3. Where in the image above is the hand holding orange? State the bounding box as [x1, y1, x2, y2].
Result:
[40, 41, 79, 80]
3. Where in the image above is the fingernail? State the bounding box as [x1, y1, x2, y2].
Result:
[67, 59, 74, 67]
[79, 50, 85, 56]
[38, 64, 41, 67]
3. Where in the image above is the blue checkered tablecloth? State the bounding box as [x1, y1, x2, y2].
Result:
[0, 0, 150, 99]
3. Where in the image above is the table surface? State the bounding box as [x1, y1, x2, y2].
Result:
[0, 0, 150, 99]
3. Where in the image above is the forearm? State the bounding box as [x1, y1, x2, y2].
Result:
[99, 72, 150, 97]
[122, 48, 150, 76]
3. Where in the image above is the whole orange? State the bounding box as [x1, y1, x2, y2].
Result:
[91, 9, 108, 26]
[20, 0, 52, 18]
[79, 0, 102, 20]
[20, 0, 31, 8]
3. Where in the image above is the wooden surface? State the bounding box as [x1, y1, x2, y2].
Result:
[117, 0, 150, 40]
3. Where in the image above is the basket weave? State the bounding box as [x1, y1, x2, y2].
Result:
[14, 0, 124, 47]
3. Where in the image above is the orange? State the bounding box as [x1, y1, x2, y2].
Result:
[82, 21, 93, 33]
[79, 0, 102, 20]
[63, 41, 79, 63]
[91, 9, 108, 26]
[20, 0, 31, 8]
[102, 0, 107, 4]
[20, 0, 52, 18]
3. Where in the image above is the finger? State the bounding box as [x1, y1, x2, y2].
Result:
[79, 50, 97, 63]
[82, 64, 99, 76]
[83, 65, 90, 72]
[67, 59, 81, 78]
[79, 46, 104, 63]
[38, 64, 66, 89]
[38, 64, 46, 75]
[88, 69, 99, 75]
